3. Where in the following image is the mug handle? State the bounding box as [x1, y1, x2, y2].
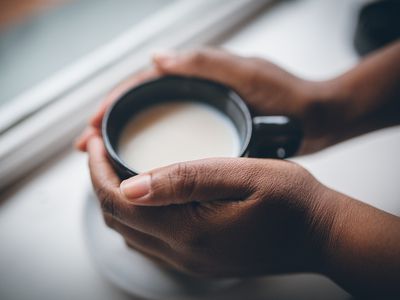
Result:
[248, 116, 303, 159]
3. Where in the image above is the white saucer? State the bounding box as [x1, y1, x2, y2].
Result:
[83, 191, 239, 299]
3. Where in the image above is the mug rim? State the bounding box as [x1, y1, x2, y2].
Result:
[102, 75, 253, 176]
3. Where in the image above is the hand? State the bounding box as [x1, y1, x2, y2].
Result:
[76, 48, 347, 155]
[86, 135, 338, 277]
[87, 134, 400, 297]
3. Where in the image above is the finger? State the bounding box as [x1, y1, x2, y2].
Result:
[87, 136, 123, 215]
[74, 126, 100, 152]
[124, 240, 176, 270]
[103, 214, 177, 267]
[90, 68, 161, 129]
[119, 158, 258, 206]
[153, 48, 249, 89]
[87, 136, 120, 187]
[87, 135, 188, 241]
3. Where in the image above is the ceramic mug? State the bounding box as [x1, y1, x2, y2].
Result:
[102, 75, 302, 178]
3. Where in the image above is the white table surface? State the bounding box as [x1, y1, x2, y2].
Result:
[1, 0, 399, 299]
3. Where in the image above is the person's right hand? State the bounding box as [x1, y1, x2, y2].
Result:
[75, 48, 348, 154]
[87, 134, 400, 298]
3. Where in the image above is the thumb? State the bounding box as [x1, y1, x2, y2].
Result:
[152, 48, 248, 88]
[119, 158, 255, 206]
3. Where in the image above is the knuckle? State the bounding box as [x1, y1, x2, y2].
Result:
[186, 49, 207, 66]
[103, 213, 115, 229]
[170, 163, 198, 201]
[94, 185, 117, 218]
[124, 239, 137, 251]
[247, 56, 272, 70]
[178, 256, 209, 277]
[179, 227, 207, 252]
[247, 56, 264, 65]
[287, 161, 308, 178]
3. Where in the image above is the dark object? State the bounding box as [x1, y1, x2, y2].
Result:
[354, 0, 400, 56]
[102, 76, 303, 179]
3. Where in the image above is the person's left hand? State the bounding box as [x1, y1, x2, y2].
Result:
[86, 135, 339, 277]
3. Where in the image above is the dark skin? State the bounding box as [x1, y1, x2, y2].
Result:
[76, 41, 400, 298]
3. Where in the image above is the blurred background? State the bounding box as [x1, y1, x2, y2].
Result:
[0, 0, 174, 105]
[0, 1, 399, 300]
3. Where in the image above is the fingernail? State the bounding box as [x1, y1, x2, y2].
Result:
[120, 174, 151, 200]
[152, 50, 177, 66]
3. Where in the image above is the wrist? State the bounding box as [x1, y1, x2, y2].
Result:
[303, 184, 349, 275]
[313, 190, 400, 297]
[296, 77, 355, 153]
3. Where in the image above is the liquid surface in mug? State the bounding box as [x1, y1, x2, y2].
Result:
[118, 102, 240, 173]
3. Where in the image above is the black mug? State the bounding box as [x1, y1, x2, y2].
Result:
[102, 75, 303, 179]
